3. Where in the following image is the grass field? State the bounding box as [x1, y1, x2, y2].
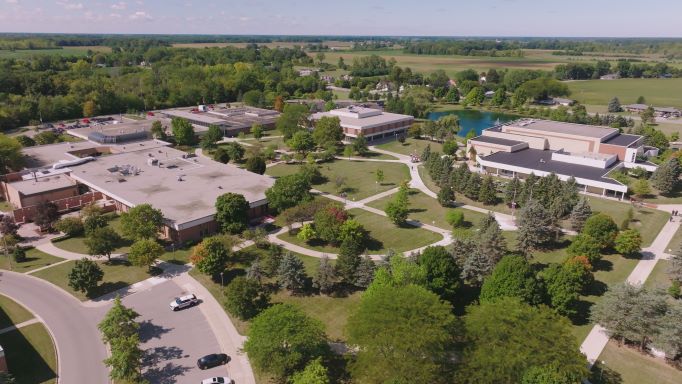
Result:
[375, 137, 444, 157]
[32, 259, 159, 301]
[665, 225, 682, 256]
[644, 259, 671, 291]
[0, 46, 110, 58]
[0, 248, 65, 273]
[0, 294, 34, 329]
[280, 207, 443, 255]
[265, 159, 410, 201]
[366, 189, 487, 231]
[593, 341, 682, 384]
[567, 78, 682, 109]
[52, 216, 133, 255]
[586, 198, 669, 247]
[0, 322, 57, 383]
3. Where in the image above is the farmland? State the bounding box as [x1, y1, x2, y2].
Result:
[0, 46, 110, 58]
[567, 78, 682, 109]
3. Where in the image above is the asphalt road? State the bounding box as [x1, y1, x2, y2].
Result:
[123, 279, 231, 384]
[0, 271, 109, 383]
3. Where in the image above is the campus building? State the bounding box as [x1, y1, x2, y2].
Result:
[310, 106, 414, 141]
[1, 139, 274, 243]
[467, 119, 659, 198]
[160, 105, 280, 137]
[624, 104, 681, 118]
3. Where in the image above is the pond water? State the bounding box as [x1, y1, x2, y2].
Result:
[428, 109, 518, 138]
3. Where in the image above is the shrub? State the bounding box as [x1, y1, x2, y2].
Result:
[54, 217, 84, 237]
[446, 210, 465, 228]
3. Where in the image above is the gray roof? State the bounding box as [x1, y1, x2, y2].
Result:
[602, 134, 642, 147]
[68, 147, 274, 227]
[481, 148, 623, 186]
[505, 119, 618, 139]
[10, 174, 77, 195]
[470, 135, 526, 146]
[310, 107, 413, 129]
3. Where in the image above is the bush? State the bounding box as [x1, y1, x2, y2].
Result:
[12, 247, 26, 263]
[54, 217, 84, 237]
[446, 210, 465, 228]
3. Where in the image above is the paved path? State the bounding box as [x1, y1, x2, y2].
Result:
[579, 205, 677, 366]
[0, 271, 109, 383]
[36, 241, 126, 261]
[0, 318, 41, 335]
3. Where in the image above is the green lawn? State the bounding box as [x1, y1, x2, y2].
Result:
[375, 138, 444, 157]
[593, 340, 682, 384]
[273, 291, 361, 342]
[158, 245, 193, 265]
[0, 248, 65, 273]
[236, 135, 287, 149]
[51, 216, 133, 255]
[567, 78, 682, 109]
[0, 323, 57, 384]
[0, 294, 34, 329]
[586, 198, 669, 247]
[31, 259, 159, 301]
[644, 259, 672, 291]
[0, 200, 11, 212]
[665, 225, 682, 256]
[366, 189, 487, 231]
[279, 208, 443, 255]
[266, 159, 410, 201]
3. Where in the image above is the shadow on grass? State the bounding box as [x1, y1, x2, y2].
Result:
[589, 363, 623, 384]
[0, 327, 56, 383]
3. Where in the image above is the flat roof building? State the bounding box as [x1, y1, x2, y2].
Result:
[468, 119, 658, 199]
[160, 105, 280, 137]
[310, 106, 413, 141]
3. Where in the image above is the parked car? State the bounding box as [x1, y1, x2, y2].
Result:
[201, 377, 234, 384]
[197, 353, 230, 370]
[169, 294, 199, 311]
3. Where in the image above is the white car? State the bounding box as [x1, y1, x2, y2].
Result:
[169, 294, 199, 311]
[201, 377, 234, 384]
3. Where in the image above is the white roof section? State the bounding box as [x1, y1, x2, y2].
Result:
[311, 106, 413, 129]
[68, 147, 274, 228]
[505, 119, 618, 139]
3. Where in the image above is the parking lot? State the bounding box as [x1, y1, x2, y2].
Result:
[123, 279, 232, 384]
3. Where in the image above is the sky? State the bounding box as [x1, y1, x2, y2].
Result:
[1, 0, 681, 37]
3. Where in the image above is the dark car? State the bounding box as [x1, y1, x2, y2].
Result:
[197, 353, 230, 370]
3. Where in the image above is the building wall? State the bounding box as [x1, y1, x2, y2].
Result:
[502, 126, 598, 153]
[598, 144, 627, 161]
[483, 130, 548, 150]
[5, 184, 80, 209]
[166, 205, 268, 243]
[12, 191, 111, 223]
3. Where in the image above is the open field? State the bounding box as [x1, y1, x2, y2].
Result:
[375, 137, 444, 157]
[0, 323, 57, 384]
[0, 45, 110, 58]
[279, 207, 443, 255]
[644, 259, 671, 290]
[567, 78, 682, 109]
[172, 40, 355, 49]
[586, 198, 669, 247]
[666, 225, 682, 256]
[0, 200, 11, 212]
[0, 248, 65, 273]
[593, 341, 682, 384]
[32, 259, 159, 301]
[266, 159, 410, 201]
[0, 294, 34, 329]
[367, 189, 487, 231]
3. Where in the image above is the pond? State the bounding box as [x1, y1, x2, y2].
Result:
[428, 109, 519, 138]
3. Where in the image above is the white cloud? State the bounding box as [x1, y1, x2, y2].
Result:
[110, 1, 126, 10]
[5, 0, 20, 4]
[239, 16, 251, 22]
[109, 13, 121, 18]
[129, 10, 152, 20]
[56, 1, 83, 10]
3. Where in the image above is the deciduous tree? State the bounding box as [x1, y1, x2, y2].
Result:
[224, 276, 270, 320]
[171, 117, 196, 146]
[265, 174, 312, 213]
[128, 239, 164, 271]
[68, 258, 104, 294]
[312, 116, 343, 148]
[215, 193, 249, 234]
[582, 213, 618, 250]
[191, 236, 230, 277]
[614, 229, 643, 257]
[85, 226, 121, 261]
[120, 204, 163, 240]
[418, 246, 460, 301]
[480, 255, 543, 305]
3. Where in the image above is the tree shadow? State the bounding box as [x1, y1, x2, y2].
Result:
[142, 345, 186, 368]
[143, 362, 192, 384]
[139, 320, 173, 343]
[593, 258, 614, 273]
[571, 299, 596, 326]
[589, 363, 623, 384]
[364, 237, 384, 252]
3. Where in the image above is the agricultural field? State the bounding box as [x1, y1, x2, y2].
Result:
[0, 46, 110, 58]
[567, 78, 682, 109]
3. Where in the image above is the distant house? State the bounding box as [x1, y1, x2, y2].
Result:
[536, 98, 575, 107]
[320, 75, 334, 84]
[600, 73, 620, 80]
[298, 68, 318, 77]
[485, 90, 496, 98]
[624, 104, 681, 118]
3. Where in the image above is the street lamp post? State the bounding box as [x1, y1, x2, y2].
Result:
[220, 272, 224, 298]
[600, 360, 606, 381]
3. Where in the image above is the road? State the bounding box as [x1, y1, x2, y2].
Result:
[0, 271, 109, 383]
[123, 279, 232, 383]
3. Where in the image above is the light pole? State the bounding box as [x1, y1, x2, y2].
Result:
[220, 272, 224, 298]
[599, 360, 606, 382]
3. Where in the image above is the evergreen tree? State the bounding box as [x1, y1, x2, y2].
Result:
[313, 255, 336, 294]
[464, 173, 482, 200]
[516, 200, 555, 254]
[651, 158, 681, 195]
[355, 255, 377, 288]
[569, 197, 592, 232]
[437, 184, 454, 207]
[421, 144, 431, 162]
[478, 175, 497, 205]
[607, 97, 622, 113]
[277, 253, 308, 294]
[503, 177, 522, 205]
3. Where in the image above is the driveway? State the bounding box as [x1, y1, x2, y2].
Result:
[123, 279, 232, 384]
[0, 271, 109, 383]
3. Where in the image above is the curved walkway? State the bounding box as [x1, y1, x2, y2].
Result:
[0, 271, 109, 383]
